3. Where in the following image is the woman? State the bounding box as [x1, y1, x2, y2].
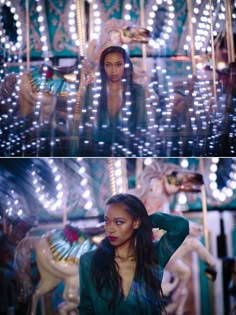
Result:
[79, 193, 189, 315]
[80, 46, 146, 156]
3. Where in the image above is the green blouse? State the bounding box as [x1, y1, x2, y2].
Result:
[79, 212, 189, 315]
[80, 83, 146, 141]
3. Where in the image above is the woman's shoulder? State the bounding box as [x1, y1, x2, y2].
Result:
[132, 82, 145, 91]
[80, 248, 96, 264]
[131, 83, 145, 99]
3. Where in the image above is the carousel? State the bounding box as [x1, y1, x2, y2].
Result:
[0, 0, 236, 157]
[0, 157, 236, 315]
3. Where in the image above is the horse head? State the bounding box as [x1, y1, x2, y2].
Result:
[131, 161, 203, 213]
[118, 24, 151, 44]
[164, 167, 203, 194]
[87, 18, 151, 65]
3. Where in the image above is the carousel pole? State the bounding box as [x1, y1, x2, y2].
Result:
[25, 0, 30, 70]
[209, 0, 217, 100]
[199, 160, 216, 315]
[62, 159, 67, 225]
[62, 206, 67, 225]
[109, 159, 117, 195]
[89, 0, 94, 42]
[199, 158, 209, 251]
[224, 0, 235, 63]
[71, 0, 86, 154]
[135, 159, 143, 186]
[140, 0, 147, 72]
[121, 159, 128, 193]
[76, 0, 86, 67]
[186, 0, 196, 76]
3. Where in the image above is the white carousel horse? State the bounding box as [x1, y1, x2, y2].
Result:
[130, 161, 217, 315]
[14, 224, 102, 315]
[87, 18, 151, 75]
[0, 18, 151, 120]
[0, 19, 152, 155]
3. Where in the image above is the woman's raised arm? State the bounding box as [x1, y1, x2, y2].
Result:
[150, 212, 189, 269]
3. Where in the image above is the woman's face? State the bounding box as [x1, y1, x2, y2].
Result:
[104, 52, 125, 83]
[104, 203, 139, 247]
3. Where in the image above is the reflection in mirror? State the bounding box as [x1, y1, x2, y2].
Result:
[1, 5, 17, 43]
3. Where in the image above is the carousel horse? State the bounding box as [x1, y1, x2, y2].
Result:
[0, 18, 151, 120]
[87, 18, 151, 69]
[14, 224, 104, 315]
[0, 19, 152, 155]
[130, 161, 217, 315]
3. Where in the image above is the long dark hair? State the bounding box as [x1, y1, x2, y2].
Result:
[98, 46, 134, 120]
[99, 45, 134, 84]
[90, 193, 166, 314]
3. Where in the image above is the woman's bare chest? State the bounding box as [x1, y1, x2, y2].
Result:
[116, 258, 136, 300]
[107, 89, 122, 117]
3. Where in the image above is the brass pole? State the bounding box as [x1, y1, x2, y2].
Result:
[140, 0, 147, 71]
[200, 158, 216, 314]
[224, 0, 235, 63]
[199, 158, 209, 250]
[76, 0, 86, 58]
[71, 0, 87, 153]
[89, 0, 94, 42]
[62, 159, 67, 225]
[109, 159, 117, 195]
[121, 159, 128, 193]
[26, 0, 30, 70]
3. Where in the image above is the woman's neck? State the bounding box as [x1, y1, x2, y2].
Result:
[106, 81, 123, 117]
[107, 81, 123, 90]
[114, 240, 136, 261]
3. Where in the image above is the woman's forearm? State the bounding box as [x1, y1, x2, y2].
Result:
[150, 212, 189, 238]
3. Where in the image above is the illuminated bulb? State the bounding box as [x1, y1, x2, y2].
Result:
[125, 3, 132, 10]
[180, 159, 189, 168]
[178, 193, 187, 204]
[57, 191, 63, 199]
[56, 183, 63, 191]
[82, 190, 90, 198]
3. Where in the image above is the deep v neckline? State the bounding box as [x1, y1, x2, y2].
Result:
[107, 100, 122, 120]
[115, 256, 136, 302]
[122, 278, 134, 302]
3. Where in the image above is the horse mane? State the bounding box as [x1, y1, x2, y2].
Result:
[130, 161, 182, 200]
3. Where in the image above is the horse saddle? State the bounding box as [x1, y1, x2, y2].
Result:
[29, 63, 80, 96]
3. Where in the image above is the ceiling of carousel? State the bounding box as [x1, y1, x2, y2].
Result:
[0, 0, 235, 58]
[0, 158, 236, 235]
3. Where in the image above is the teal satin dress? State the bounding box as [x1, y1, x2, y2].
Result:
[79, 82, 146, 156]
